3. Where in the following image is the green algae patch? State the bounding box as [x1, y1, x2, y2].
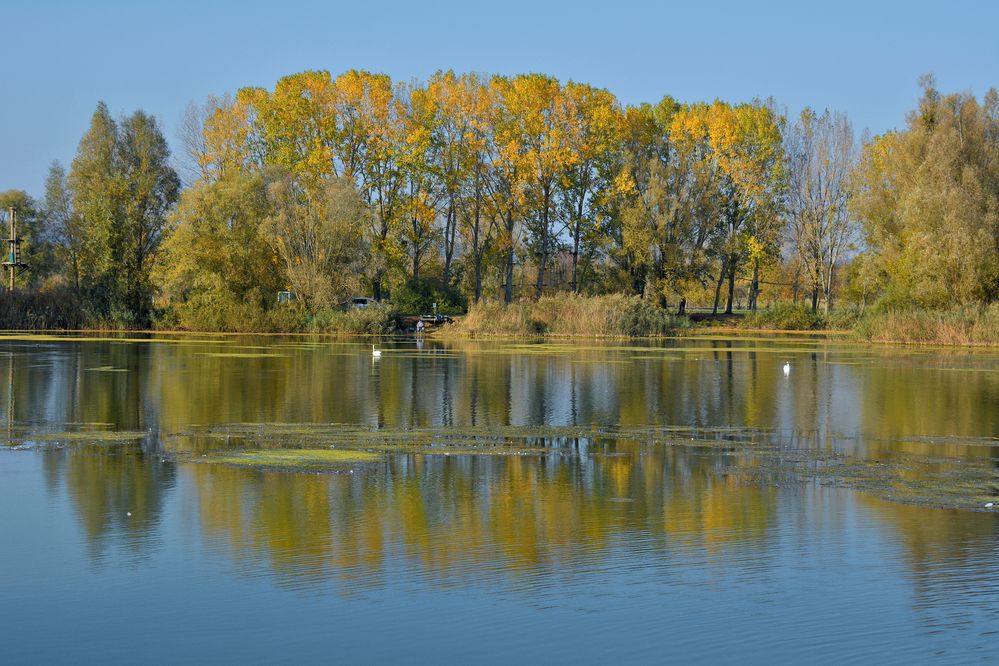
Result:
[165, 422, 772, 464]
[371, 442, 556, 457]
[163, 421, 999, 510]
[29, 430, 149, 446]
[0, 333, 227, 345]
[811, 457, 999, 510]
[199, 352, 285, 358]
[190, 448, 381, 471]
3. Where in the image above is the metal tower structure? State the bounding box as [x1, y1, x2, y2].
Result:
[2, 207, 27, 289]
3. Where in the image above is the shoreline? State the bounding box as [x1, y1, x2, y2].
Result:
[2, 326, 998, 349]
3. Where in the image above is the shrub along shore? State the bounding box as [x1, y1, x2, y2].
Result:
[449, 298, 999, 345]
[3, 289, 997, 346]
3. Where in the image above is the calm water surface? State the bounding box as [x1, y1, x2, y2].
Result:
[1, 333, 998, 663]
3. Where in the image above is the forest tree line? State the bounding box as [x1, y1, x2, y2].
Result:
[2, 71, 997, 330]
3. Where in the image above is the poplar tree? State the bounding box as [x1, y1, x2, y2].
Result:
[69, 102, 179, 324]
[43, 162, 82, 291]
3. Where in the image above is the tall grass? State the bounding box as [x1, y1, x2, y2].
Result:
[160, 299, 398, 334]
[303, 304, 397, 334]
[853, 305, 999, 346]
[0, 288, 87, 330]
[451, 294, 689, 338]
[740, 304, 826, 331]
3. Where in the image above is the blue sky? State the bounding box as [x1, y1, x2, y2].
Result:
[3, 0, 997, 196]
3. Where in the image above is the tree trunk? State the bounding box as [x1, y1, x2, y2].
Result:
[725, 257, 736, 315]
[472, 172, 484, 302]
[749, 259, 760, 312]
[504, 210, 514, 304]
[823, 253, 837, 315]
[712, 261, 725, 315]
[474, 255, 482, 303]
[810, 288, 819, 313]
[571, 190, 585, 293]
[534, 188, 551, 300]
[443, 198, 456, 284]
[570, 233, 580, 294]
[412, 227, 421, 283]
[534, 251, 546, 300]
[677, 298, 686, 316]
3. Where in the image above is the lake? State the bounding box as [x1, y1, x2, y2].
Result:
[1, 333, 998, 663]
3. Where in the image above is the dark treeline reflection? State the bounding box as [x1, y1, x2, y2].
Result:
[3, 335, 998, 600]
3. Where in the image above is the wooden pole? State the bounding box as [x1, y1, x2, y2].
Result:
[8, 207, 15, 290]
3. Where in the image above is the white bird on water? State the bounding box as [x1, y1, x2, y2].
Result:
[783, 362, 791, 376]
[372, 345, 382, 359]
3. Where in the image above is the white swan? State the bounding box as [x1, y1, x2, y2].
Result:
[372, 345, 382, 358]
[782, 362, 791, 376]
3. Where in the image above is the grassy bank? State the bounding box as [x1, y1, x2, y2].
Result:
[0, 288, 89, 330]
[852, 305, 999, 346]
[446, 294, 690, 338]
[5, 286, 998, 346]
[720, 302, 999, 346]
[143, 295, 399, 334]
[0, 288, 399, 335]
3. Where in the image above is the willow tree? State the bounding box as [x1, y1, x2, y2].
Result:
[157, 172, 282, 330]
[264, 172, 371, 310]
[44, 162, 81, 290]
[851, 77, 999, 307]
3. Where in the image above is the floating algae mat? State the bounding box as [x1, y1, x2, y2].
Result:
[188, 448, 381, 471]
[166, 422, 582, 460]
[0, 333, 228, 345]
[163, 422, 999, 509]
[199, 352, 286, 359]
[21, 429, 149, 447]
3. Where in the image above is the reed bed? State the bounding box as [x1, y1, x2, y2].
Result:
[853, 305, 999, 346]
[448, 294, 689, 338]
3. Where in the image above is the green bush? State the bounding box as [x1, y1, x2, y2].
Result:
[390, 279, 466, 315]
[304, 303, 397, 334]
[741, 304, 826, 330]
[617, 298, 688, 337]
[166, 288, 275, 332]
[826, 307, 863, 330]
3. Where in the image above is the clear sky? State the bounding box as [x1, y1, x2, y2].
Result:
[3, 0, 997, 197]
